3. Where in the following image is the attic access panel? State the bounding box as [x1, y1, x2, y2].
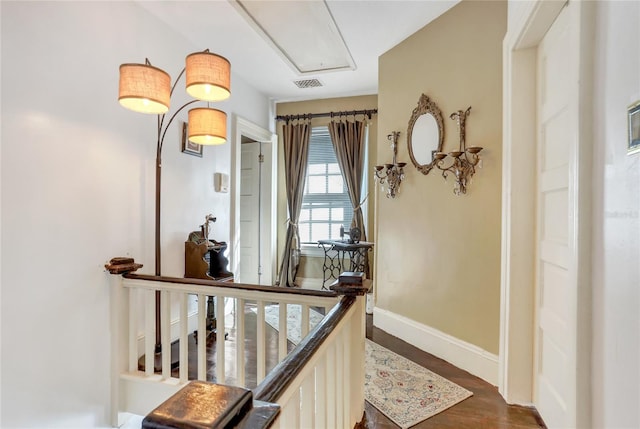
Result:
[232, 0, 356, 74]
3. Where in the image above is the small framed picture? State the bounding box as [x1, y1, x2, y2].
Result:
[627, 101, 640, 155]
[181, 122, 203, 157]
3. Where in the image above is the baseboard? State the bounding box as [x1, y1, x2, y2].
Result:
[373, 307, 499, 386]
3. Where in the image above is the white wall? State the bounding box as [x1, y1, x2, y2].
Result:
[505, 0, 640, 426]
[591, 2, 640, 428]
[0, 2, 270, 427]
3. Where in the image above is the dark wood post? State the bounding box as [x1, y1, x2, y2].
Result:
[105, 257, 143, 275]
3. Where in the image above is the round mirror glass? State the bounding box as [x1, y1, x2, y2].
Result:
[411, 114, 439, 166]
[407, 94, 444, 175]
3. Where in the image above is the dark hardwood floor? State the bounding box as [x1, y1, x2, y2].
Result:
[151, 303, 546, 428]
[167, 303, 296, 389]
[364, 316, 546, 429]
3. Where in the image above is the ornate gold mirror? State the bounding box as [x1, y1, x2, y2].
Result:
[407, 94, 444, 175]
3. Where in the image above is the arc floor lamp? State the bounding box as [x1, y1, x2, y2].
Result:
[118, 49, 231, 368]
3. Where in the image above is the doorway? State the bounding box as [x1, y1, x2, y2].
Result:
[500, 1, 593, 427]
[230, 116, 277, 285]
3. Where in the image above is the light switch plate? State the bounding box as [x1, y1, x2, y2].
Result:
[214, 172, 229, 193]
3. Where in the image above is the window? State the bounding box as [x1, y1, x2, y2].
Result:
[299, 126, 353, 244]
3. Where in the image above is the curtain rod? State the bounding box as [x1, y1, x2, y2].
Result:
[275, 108, 378, 122]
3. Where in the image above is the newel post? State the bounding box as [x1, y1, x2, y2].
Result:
[330, 273, 370, 428]
[105, 257, 143, 427]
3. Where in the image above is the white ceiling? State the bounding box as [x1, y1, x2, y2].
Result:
[137, 0, 459, 103]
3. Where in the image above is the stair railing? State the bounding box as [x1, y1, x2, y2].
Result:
[106, 258, 367, 428]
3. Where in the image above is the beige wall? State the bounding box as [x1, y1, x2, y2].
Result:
[376, 1, 506, 354]
[275, 95, 378, 280]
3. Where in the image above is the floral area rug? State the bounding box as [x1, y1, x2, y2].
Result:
[254, 304, 472, 428]
[365, 339, 473, 428]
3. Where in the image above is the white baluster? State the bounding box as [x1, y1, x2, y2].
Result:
[315, 356, 327, 429]
[161, 290, 171, 379]
[109, 273, 127, 427]
[278, 303, 287, 361]
[326, 343, 337, 428]
[197, 294, 206, 380]
[335, 331, 344, 427]
[145, 290, 155, 377]
[128, 288, 137, 373]
[179, 293, 189, 383]
[301, 304, 310, 338]
[342, 326, 351, 428]
[351, 297, 366, 423]
[216, 296, 225, 384]
[280, 388, 300, 428]
[236, 298, 246, 386]
[324, 304, 333, 315]
[257, 300, 266, 382]
[300, 372, 315, 428]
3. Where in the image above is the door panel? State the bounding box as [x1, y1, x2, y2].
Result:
[239, 142, 261, 284]
[535, 4, 576, 427]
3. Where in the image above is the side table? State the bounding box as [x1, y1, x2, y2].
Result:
[317, 240, 374, 289]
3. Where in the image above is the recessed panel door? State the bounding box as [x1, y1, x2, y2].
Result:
[240, 142, 261, 284]
[535, 5, 577, 427]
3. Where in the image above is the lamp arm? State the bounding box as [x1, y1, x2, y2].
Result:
[156, 67, 188, 154]
[169, 68, 186, 98]
[157, 99, 200, 155]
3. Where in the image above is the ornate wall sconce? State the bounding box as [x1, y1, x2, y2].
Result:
[375, 131, 406, 198]
[434, 107, 483, 195]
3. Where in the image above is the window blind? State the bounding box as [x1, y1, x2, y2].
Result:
[299, 126, 353, 243]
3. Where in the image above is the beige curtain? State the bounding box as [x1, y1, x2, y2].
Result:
[328, 119, 367, 242]
[277, 120, 311, 287]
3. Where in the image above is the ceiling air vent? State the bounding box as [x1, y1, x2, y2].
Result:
[293, 78, 323, 89]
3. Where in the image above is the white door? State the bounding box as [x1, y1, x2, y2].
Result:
[230, 117, 276, 286]
[238, 140, 275, 285]
[240, 142, 262, 284]
[535, 4, 578, 427]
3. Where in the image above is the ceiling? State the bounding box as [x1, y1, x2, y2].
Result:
[137, 1, 459, 103]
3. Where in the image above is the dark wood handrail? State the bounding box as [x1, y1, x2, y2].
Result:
[123, 273, 339, 298]
[109, 257, 367, 428]
[253, 295, 356, 403]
